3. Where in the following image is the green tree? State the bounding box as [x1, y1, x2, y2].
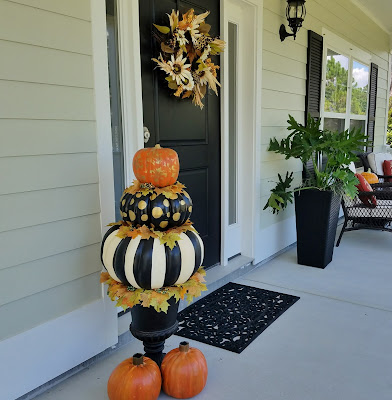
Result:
[351, 83, 368, 115]
[324, 56, 348, 113]
[325, 57, 368, 116]
[387, 96, 392, 148]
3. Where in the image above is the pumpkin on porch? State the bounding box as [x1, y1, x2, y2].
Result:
[361, 170, 379, 184]
[107, 353, 161, 400]
[120, 190, 192, 230]
[133, 144, 180, 187]
[101, 225, 204, 289]
[161, 341, 208, 399]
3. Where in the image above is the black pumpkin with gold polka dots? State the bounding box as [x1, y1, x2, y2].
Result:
[120, 190, 193, 230]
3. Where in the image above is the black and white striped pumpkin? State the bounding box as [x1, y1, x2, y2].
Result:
[101, 225, 204, 289]
[120, 191, 192, 231]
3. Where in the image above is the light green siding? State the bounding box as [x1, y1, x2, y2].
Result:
[260, 0, 390, 231]
[0, 0, 102, 340]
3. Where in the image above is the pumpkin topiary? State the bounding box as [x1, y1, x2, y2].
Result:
[107, 353, 161, 400]
[120, 190, 192, 230]
[101, 225, 204, 289]
[361, 169, 379, 184]
[133, 144, 180, 187]
[161, 341, 208, 399]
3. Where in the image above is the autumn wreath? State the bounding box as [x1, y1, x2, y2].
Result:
[152, 8, 225, 109]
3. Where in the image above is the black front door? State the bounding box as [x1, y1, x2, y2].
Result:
[139, 0, 221, 267]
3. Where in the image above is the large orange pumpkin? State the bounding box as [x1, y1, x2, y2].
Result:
[133, 144, 180, 187]
[161, 342, 208, 399]
[361, 170, 379, 184]
[107, 353, 161, 400]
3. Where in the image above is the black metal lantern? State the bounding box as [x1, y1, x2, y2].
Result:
[279, 0, 306, 41]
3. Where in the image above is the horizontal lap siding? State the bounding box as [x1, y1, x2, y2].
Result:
[0, 273, 102, 340]
[0, 0, 102, 339]
[260, 0, 390, 230]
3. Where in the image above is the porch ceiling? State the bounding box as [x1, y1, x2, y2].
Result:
[352, 0, 392, 34]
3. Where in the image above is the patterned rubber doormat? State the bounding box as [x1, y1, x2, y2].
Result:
[176, 282, 300, 353]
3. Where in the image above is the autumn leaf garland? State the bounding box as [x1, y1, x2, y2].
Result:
[123, 180, 188, 199]
[108, 219, 196, 250]
[100, 268, 207, 313]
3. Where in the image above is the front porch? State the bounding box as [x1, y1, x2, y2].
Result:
[33, 225, 392, 400]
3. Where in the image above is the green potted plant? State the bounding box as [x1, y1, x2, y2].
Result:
[264, 115, 368, 268]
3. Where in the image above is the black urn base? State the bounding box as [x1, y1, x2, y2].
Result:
[294, 189, 341, 269]
[130, 298, 179, 366]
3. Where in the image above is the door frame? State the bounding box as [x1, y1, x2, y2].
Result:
[114, 0, 263, 266]
[220, 0, 262, 265]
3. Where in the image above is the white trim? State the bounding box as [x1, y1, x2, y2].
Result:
[221, 0, 261, 265]
[320, 29, 371, 133]
[382, 51, 392, 152]
[0, 298, 117, 400]
[94, 0, 116, 232]
[117, 0, 144, 187]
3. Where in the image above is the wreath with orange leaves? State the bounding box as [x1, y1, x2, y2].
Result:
[152, 8, 225, 109]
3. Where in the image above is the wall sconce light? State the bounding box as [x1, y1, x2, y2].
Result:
[279, 0, 306, 41]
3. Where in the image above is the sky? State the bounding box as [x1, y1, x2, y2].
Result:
[327, 52, 369, 88]
[352, 61, 369, 88]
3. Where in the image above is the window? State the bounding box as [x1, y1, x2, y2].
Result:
[321, 46, 369, 135]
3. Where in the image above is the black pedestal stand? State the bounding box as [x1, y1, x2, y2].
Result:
[130, 298, 179, 366]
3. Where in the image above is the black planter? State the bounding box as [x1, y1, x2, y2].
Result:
[294, 189, 341, 268]
[130, 298, 179, 366]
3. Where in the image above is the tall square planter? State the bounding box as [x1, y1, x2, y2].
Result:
[294, 189, 341, 268]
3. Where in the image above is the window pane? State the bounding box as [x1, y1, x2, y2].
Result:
[351, 61, 369, 115]
[107, 12, 125, 221]
[350, 119, 366, 133]
[324, 118, 345, 132]
[324, 49, 349, 113]
[228, 22, 237, 225]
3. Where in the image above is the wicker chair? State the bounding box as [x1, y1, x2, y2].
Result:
[337, 183, 392, 246]
[358, 152, 392, 182]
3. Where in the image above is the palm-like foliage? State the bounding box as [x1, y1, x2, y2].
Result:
[264, 115, 369, 214]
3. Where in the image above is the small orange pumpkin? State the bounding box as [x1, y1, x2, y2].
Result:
[161, 342, 208, 399]
[133, 144, 180, 187]
[361, 170, 379, 184]
[107, 353, 161, 400]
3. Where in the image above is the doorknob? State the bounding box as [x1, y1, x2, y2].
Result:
[143, 126, 151, 143]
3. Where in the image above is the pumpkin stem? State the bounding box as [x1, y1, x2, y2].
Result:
[155, 144, 161, 149]
[132, 353, 144, 365]
[179, 341, 190, 353]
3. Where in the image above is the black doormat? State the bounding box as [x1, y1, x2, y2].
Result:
[176, 282, 300, 353]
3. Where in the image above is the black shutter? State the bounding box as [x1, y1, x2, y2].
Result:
[305, 30, 323, 121]
[304, 30, 324, 180]
[366, 63, 378, 152]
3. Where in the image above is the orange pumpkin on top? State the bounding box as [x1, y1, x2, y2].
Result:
[133, 144, 179, 187]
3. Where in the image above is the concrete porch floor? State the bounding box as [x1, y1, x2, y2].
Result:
[34, 227, 392, 400]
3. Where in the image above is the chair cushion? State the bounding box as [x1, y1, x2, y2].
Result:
[383, 160, 392, 183]
[367, 152, 392, 175]
[347, 200, 392, 219]
[348, 162, 357, 174]
[355, 173, 377, 207]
